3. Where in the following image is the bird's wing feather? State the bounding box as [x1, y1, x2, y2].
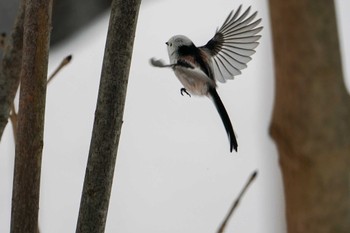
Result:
[200, 5, 262, 83]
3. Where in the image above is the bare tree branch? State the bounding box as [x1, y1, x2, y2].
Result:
[10, 0, 53, 232]
[76, 0, 141, 232]
[217, 171, 258, 233]
[0, 0, 25, 140]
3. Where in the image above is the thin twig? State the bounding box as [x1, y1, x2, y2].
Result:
[47, 54, 72, 84]
[8, 54, 72, 143]
[217, 170, 258, 233]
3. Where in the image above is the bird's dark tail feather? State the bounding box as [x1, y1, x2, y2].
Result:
[208, 88, 238, 152]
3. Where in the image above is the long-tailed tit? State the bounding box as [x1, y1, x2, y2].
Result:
[150, 5, 262, 152]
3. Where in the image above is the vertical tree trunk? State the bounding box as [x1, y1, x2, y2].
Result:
[269, 0, 350, 233]
[76, 0, 141, 232]
[10, 0, 52, 232]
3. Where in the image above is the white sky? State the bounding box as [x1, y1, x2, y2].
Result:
[1, 0, 349, 232]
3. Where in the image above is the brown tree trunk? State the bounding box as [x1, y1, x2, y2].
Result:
[76, 0, 141, 232]
[10, 0, 52, 232]
[269, 1, 350, 232]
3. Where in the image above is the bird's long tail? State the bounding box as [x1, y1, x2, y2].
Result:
[208, 87, 238, 152]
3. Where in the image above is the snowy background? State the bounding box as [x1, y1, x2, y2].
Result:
[1, 0, 349, 232]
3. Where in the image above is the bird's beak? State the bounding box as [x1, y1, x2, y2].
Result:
[165, 42, 169, 46]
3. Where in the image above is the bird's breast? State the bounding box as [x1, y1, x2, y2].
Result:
[174, 66, 216, 96]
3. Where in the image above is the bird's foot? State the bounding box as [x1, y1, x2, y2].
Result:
[180, 88, 191, 97]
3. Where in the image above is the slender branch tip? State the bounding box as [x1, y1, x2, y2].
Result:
[64, 54, 73, 63]
[251, 170, 258, 180]
[47, 54, 73, 84]
[216, 170, 258, 233]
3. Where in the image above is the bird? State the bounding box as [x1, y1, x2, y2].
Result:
[150, 5, 262, 152]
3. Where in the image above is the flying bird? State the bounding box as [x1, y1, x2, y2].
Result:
[150, 5, 262, 152]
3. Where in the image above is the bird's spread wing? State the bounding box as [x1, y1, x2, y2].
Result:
[200, 5, 262, 83]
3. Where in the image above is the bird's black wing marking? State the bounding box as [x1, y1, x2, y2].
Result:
[177, 44, 214, 81]
[176, 59, 195, 69]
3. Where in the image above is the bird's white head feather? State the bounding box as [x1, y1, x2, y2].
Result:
[166, 35, 193, 63]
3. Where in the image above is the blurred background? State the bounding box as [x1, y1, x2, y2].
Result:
[0, 0, 349, 232]
[0, 0, 111, 45]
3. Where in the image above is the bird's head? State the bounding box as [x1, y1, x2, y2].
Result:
[166, 35, 193, 63]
